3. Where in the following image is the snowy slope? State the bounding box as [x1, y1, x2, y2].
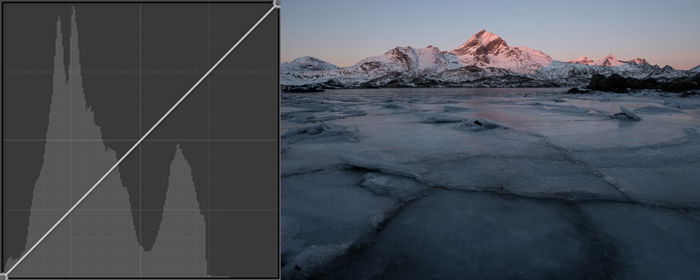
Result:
[281, 56, 339, 72]
[533, 60, 689, 86]
[352, 45, 461, 73]
[690, 65, 700, 73]
[281, 46, 464, 86]
[535, 54, 693, 86]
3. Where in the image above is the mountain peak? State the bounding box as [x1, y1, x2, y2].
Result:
[282, 56, 338, 72]
[568, 55, 653, 67]
[626, 58, 650, 66]
[451, 29, 508, 56]
[292, 56, 325, 63]
[569, 56, 594, 65]
[448, 29, 551, 73]
[594, 54, 623, 67]
[472, 29, 502, 43]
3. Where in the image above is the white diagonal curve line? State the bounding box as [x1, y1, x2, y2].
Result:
[5, 5, 278, 276]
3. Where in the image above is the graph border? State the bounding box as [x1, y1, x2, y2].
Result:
[0, 1, 281, 279]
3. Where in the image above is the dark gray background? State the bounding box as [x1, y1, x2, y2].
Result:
[2, 1, 279, 278]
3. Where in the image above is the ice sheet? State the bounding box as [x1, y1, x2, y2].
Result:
[281, 88, 700, 279]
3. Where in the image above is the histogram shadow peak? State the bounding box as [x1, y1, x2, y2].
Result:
[2, 2, 279, 278]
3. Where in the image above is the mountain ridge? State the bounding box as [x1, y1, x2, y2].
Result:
[281, 30, 694, 88]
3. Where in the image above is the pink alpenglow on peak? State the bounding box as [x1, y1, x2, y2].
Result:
[449, 29, 552, 74]
[568, 56, 595, 65]
[626, 58, 651, 66]
[451, 29, 508, 56]
[568, 55, 651, 67]
[594, 54, 624, 67]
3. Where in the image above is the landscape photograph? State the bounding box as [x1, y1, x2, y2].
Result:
[280, 0, 700, 279]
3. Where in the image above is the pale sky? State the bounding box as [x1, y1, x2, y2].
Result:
[281, 0, 700, 70]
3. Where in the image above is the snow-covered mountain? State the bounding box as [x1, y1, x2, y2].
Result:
[281, 30, 693, 88]
[568, 55, 628, 66]
[449, 29, 552, 74]
[595, 55, 625, 67]
[354, 45, 461, 73]
[626, 58, 651, 66]
[690, 64, 700, 73]
[281, 45, 463, 86]
[281, 56, 339, 72]
[534, 56, 692, 86]
[568, 55, 652, 67]
[568, 56, 595, 65]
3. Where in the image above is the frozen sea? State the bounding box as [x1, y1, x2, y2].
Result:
[281, 88, 700, 280]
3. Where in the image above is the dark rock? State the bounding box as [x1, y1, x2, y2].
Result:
[282, 84, 325, 93]
[457, 75, 559, 88]
[322, 79, 345, 89]
[596, 74, 629, 93]
[587, 74, 666, 93]
[627, 78, 660, 89]
[587, 74, 605, 89]
[664, 74, 700, 92]
[567, 87, 591, 94]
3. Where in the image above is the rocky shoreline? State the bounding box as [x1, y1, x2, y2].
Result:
[282, 73, 700, 96]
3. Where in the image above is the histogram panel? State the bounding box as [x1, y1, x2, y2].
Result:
[2, 2, 279, 278]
